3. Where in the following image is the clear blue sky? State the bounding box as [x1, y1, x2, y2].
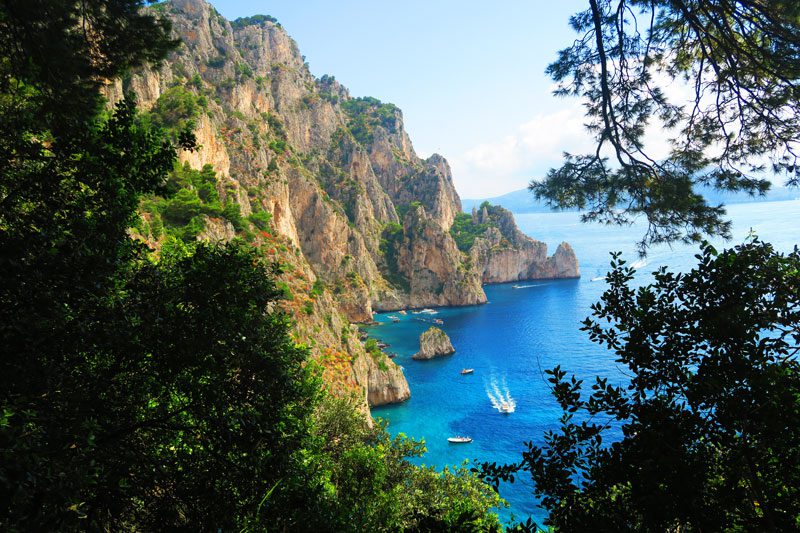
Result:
[211, 0, 590, 197]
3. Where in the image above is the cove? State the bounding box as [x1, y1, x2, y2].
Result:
[370, 199, 800, 525]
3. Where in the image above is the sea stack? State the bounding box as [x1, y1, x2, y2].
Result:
[413, 327, 455, 360]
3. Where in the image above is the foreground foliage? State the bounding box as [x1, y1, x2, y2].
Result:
[1, 1, 502, 530]
[483, 240, 800, 531]
[532, 0, 800, 252]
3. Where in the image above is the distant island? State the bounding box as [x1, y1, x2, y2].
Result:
[463, 183, 800, 214]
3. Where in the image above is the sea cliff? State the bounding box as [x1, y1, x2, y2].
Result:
[111, 0, 578, 413]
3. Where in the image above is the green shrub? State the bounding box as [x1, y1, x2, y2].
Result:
[234, 61, 253, 79]
[222, 202, 245, 231]
[247, 209, 272, 230]
[146, 85, 207, 141]
[450, 212, 490, 252]
[231, 14, 279, 29]
[310, 279, 325, 298]
[341, 96, 399, 145]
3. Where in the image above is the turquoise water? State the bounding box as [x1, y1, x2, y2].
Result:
[370, 199, 800, 525]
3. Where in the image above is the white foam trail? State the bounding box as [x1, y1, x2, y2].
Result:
[485, 374, 517, 413]
[631, 258, 647, 269]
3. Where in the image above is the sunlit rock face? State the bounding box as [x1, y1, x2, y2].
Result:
[114, 0, 576, 413]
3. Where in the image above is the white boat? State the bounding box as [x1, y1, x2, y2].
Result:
[460, 368, 474, 375]
[631, 258, 647, 269]
[591, 276, 605, 282]
[447, 436, 473, 444]
[398, 310, 407, 315]
[413, 308, 437, 315]
[387, 315, 400, 323]
[498, 401, 514, 414]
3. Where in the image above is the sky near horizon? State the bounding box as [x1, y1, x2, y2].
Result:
[211, 1, 590, 198]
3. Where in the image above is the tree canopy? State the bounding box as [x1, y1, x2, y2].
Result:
[530, 0, 800, 252]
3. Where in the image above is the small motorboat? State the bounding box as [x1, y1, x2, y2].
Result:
[387, 315, 400, 323]
[512, 285, 523, 289]
[447, 436, 473, 444]
[398, 310, 407, 315]
[433, 318, 444, 325]
[460, 368, 474, 375]
[498, 402, 514, 414]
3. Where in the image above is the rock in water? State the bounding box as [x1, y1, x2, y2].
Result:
[413, 327, 455, 360]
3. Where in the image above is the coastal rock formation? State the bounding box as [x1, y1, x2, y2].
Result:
[413, 327, 456, 360]
[392, 205, 486, 310]
[113, 0, 577, 414]
[366, 357, 411, 405]
[468, 205, 580, 282]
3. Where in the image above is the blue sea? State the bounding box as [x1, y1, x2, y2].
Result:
[369, 199, 800, 526]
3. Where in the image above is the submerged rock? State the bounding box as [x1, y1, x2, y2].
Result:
[413, 327, 455, 360]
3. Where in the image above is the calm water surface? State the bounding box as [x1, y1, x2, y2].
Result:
[369, 200, 800, 525]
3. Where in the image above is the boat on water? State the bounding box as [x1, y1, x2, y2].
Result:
[387, 315, 400, 323]
[460, 368, 474, 375]
[591, 276, 605, 282]
[498, 401, 514, 414]
[433, 318, 444, 325]
[398, 310, 407, 315]
[447, 436, 473, 444]
[512, 284, 523, 289]
[413, 308, 438, 315]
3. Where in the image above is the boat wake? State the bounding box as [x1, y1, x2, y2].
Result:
[485, 375, 516, 414]
[631, 258, 647, 269]
[512, 283, 550, 289]
[590, 275, 605, 282]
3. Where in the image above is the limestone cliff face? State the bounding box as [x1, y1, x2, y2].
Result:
[413, 327, 455, 360]
[116, 0, 576, 413]
[469, 205, 580, 282]
[390, 205, 486, 310]
[366, 356, 411, 406]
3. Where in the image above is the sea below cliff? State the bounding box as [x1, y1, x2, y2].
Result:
[369, 199, 800, 525]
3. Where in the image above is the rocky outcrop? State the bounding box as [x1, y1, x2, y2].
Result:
[366, 356, 411, 405]
[413, 327, 455, 360]
[540, 242, 580, 279]
[469, 205, 580, 282]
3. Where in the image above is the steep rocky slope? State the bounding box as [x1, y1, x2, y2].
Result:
[110, 0, 577, 413]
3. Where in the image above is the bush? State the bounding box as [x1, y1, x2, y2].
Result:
[247, 209, 272, 230]
[231, 14, 279, 29]
[341, 96, 400, 145]
[450, 212, 490, 252]
[147, 85, 207, 140]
